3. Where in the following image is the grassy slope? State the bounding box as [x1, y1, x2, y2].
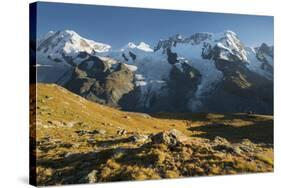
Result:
[33, 83, 191, 139]
[31, 84, 273, 185]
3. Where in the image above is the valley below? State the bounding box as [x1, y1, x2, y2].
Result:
[30, 84, 273, 186]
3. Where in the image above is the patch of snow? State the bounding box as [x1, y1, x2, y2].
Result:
[124, 64, 138, 72]
[127, 42, 137, 49]
[105, 46, 172, 82]
[135, 81, 147, 87]
[34, 64, 53, 67]
[245, 47, 272, 80]
[36, 53, 73, 84]
[135, 74, 145, 80]
[98, 56, 119, 68]
[172, 41, 223, 96]
[137, 42, 154, 52]
[171, 40, 224, 111]
[123, 42, 153, 52]
[104, 44, 171, 108]
[213, 31, 248, 62]
[174, 63, 183, 72]
[137, 80, 166, 108]
[263, 53, 273, 65]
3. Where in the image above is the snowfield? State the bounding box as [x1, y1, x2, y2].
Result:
[36, 29, 273, 110]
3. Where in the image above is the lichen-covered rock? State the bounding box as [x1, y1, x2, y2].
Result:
[151, 129, 188, 146]
[129, 134, 149, 143]
[117, 129, 127, 136]
[213, 136, 229, 145]
[88, 129, 106, 135]
[87, 169, 98, 183]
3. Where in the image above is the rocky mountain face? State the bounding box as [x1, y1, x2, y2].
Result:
[255, 43, 273, 75]
[64, 56, 135, 106]
[35, 30, 273, 114]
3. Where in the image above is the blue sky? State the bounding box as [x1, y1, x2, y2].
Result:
[36, 2, 274, 48]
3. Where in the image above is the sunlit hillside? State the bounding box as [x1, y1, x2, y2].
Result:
[30, 84, 273, 186]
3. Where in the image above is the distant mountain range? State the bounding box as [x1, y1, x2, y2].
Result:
[33, 30, 273, 114]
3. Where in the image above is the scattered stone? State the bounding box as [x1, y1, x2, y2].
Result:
[232, 146, 243, 155]
[151, 129, 189, 146]
[59, 143, 72, 148]
[72, 143, 81, 148]
[113, 148, 126, 158]
[241, 139, 253, 146]
[194, 166, 204, 174]
[42, 125, 50, 129]
[213, 136, 229, 145]
[42, 136, 51, 141]
[87, 139, 95, 144]
[239, 139, 256, 152]
[87, 170, 98, 183]
[64, 152, 73, 158]
[186, 120, 192, 127]
[75, 130, 88, 136]
[129, 134, 149, 143]
[59, 143, 73, 148]
[117, 129, 127, 136]
[44, 95, 53, 100]
[88, 129, 106, 135]
[123, 115, 131, 119]
[141, 113, 151, 119]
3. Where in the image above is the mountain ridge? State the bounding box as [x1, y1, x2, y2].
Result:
[34, 29, 273, 114]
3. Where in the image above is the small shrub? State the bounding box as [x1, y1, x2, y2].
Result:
[233, 159, 258, 172]
[106, 159, 120, 169]
[165, 170, 179, 178]
[124, 166, 160, 180]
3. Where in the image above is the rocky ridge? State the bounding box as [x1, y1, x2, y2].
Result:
[34, 30, 273, 114]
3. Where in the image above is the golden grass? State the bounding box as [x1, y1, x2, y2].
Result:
[256, 152, 274, 166]
[31, 83, 274, 185]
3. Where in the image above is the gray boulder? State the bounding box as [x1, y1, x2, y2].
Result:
[151, 129, 188, 146]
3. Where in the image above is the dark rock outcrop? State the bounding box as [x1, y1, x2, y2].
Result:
[64, 56, 135, 106]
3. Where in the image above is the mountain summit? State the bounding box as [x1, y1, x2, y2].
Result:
[34, 29, 273, 114]
[123, 42, 153, 52]
[37, 30, 111, 64]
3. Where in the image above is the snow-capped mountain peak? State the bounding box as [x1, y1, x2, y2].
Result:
[126, 42, 137, 49]
[35, 29, 273, 113]
[212, 30, 248, 62]
[137, 42, 153, 52]
[153, 30, 248, 62]
[38, 30, 55, 42]
[123, 42, 153, 52]
[37, 30, 111, 63]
